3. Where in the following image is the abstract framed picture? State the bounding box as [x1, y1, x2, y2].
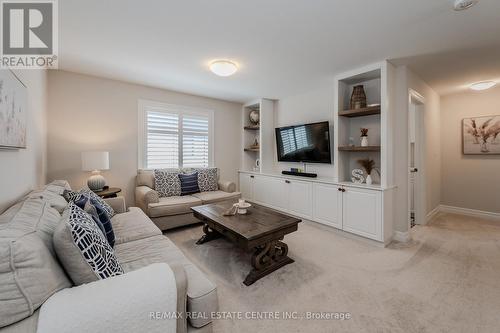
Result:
[0, 70, 28, 149]
[463, 115, 500, 155]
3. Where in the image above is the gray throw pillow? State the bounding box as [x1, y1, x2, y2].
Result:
[195, 167, 218, 192]
[53, 202, 123, 285]
[0, 233, 72, 328]
[154, 169, 182, 197]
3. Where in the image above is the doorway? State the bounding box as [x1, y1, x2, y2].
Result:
[408, 90, 426, 229]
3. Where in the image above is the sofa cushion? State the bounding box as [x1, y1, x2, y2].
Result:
[148, 196, 202, 217]
[115, 235, 217, 328]
[192, 190, 241, 204]
[53, 203, 123, 285]
[179, 172, 201, 196]
[0, 233, 71, 328]
[136, 169, 155, 188]
[194, 168, 218, 192]
[0, 198, 61, 255]
[25, 189, 68, 213]
[44, 180, 72, 195]
[154, 169, 182, 197]
[111, 207, 162, 245]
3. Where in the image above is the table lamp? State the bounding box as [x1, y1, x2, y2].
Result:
[81, 151, 109, 191]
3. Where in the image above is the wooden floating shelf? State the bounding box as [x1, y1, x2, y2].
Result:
[244, 126, 260, 130]
[338, 146, 381, 152]
[244, 147, 260, 152]
[338, 105, 380, 118]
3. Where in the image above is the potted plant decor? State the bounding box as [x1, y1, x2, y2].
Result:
[358, 158, 376, 185]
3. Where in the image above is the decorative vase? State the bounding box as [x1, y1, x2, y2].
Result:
[360, 136, 368, 147]
[366, 174, 373, 185]
[350, 85, 367, 110]
[249, 110, 260, 125]
[87, 171, 106, 191]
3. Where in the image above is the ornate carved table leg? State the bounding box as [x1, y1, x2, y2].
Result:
[196, 224, 221, 245]
[243, 240, 294, 286]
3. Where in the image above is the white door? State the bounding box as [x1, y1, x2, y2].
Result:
[287, 179, 313, 219]
[342, 187, 382, 241]
[239, 173, 254, 201]
[312, 183, 342, 229]
[253, 175, 288, 211]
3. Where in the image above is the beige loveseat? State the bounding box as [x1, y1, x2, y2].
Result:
[0, 181, 218, 333]
[135, 169, 241, 231]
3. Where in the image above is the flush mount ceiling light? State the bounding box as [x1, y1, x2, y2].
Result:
[453, 0, 479, 11]
[209, 60, 238, 77]
[470, 81, 496, 91]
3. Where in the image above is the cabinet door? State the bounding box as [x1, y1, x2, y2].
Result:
[287, 179, 313, 219]
[342, 187, 382, 241]
[312, 183, 342, 229]
[253, 175, 288, 211]
[239, 173, 254, 201]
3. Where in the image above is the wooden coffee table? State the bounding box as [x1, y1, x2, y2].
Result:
[191, 200, 301, 286]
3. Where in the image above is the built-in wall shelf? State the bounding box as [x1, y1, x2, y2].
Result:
[244, 147, 260, 152]
[244, 126, 260, 130]
[338, 145, 381, 152]
[338, 105, 380, 118]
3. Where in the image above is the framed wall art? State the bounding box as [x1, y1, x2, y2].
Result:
[0, 70, 28, 149]
[463, 115, 500, 155]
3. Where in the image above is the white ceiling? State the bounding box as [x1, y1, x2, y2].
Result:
[392, 45, 500, 95]
[60, 0, 500, 103]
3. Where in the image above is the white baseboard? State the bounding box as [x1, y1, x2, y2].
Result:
[393, 231, 410, 243]
[426, 205, 440, 223]
[439, 205, 500, 220]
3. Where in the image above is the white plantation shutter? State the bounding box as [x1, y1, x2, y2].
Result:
[140, 101, 213, 169]
[182, 114, 209, 168]
[146, 110, 179, 169]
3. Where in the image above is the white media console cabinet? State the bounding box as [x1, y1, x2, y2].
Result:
[239, 171, 395, 244]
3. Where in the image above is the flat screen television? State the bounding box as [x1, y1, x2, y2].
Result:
[275, 121, 332, 164]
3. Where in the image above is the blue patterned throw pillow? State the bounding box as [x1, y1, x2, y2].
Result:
[63, 188, 115, 219]
[154, 169, 182, 197]
[54, 202, 123, 285]
[74, 196, 116, 247]
[194, 168, 218, 192]
[179, 172, 200, 196]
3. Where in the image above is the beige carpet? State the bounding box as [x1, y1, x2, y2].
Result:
[166, 213, 500, 333]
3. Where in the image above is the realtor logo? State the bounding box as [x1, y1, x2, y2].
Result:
[1, 0, 58, 68]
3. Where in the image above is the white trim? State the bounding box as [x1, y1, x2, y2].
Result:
[407, 89, 426, 229]
[137, 99, 214, 169]
[393, 231, 410, 243]
[426, 205, 440, 223]
[439, 205, 500, 220]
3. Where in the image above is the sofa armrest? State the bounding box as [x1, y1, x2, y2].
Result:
[218, 180, 236, 193]
[37, 263, 187, 333]
[104, 196, 127, 214]
[135, 185, 159, 215]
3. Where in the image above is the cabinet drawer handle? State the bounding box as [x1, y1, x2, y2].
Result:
[285, 180, 290, 184]
[342, 188, 346, 192]
[250, 175, 254, 178]
[338, 188, 342, 192]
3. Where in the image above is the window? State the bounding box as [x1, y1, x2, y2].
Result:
[138, 100, 213, 169]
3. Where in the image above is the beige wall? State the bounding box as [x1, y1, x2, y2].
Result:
[47, 71, 242, 206]
[441, 86, 500, 213]
[0, 69, 48, 213]
[273, 85, 335, 177]
[393, 66, 441, 232]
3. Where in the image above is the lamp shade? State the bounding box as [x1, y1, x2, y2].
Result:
[81, 151, 109, 171]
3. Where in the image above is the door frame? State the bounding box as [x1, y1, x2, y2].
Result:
[408, 89, 426, 229]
